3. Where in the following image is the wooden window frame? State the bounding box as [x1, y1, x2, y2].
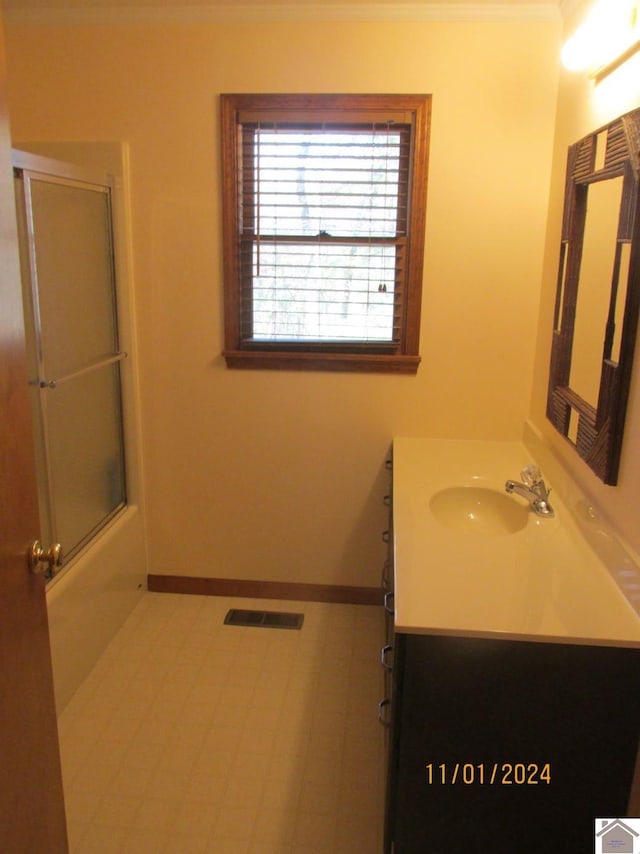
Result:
[220, 93, 431, 373]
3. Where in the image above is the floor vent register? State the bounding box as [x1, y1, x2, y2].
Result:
[224, 609, 304, 630]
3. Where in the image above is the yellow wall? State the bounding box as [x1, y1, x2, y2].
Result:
[530, 0, 640, 556]
[4, 14, 560, 587]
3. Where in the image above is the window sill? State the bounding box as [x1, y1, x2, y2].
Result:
[223, 350, 421, 374]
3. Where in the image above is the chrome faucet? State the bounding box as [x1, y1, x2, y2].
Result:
[505, 465, 554, 518]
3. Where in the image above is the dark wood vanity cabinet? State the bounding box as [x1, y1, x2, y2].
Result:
[384, 631, 640, 854]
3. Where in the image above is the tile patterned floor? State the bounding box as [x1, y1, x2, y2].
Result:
[57, 593, 386, 853]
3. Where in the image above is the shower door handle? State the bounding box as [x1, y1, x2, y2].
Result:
[28, 540, 63, 577]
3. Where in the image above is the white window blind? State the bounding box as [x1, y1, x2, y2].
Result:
[238, 122, 410, 348]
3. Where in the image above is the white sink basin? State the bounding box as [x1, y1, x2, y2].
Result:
[429, 486, 528, 535]
[391, 435, 640, 646]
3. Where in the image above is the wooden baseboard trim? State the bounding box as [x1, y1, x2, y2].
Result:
[147, 574, 383, 606]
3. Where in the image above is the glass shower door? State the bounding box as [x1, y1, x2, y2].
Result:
[15, 168, 127, 572]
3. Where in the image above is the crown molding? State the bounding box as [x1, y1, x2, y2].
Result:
[4, 2, 561, 27]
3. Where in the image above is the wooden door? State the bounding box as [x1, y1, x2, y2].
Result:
[0, 16, 68, 853]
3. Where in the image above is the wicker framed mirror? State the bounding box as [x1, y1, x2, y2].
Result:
[547, 108, 640, 485]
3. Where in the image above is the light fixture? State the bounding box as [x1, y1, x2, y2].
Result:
[561, 0, 640, 82]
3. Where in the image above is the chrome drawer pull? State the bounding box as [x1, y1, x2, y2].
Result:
[381, 644, 394, 671]
[378, 698, 391, 727]
[384, 591, 395, 615]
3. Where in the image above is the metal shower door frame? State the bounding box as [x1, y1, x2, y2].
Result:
[13, 153, 128, 570]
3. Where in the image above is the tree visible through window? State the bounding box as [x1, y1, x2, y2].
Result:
[221, 94, 431, 372]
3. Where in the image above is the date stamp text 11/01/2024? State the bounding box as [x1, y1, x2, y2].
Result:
[425, 762, 551, 786]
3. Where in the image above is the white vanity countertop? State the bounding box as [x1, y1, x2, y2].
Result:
[392, 437, 640, 647]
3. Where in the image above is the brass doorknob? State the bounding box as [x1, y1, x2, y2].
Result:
[28, 540, 63, 576]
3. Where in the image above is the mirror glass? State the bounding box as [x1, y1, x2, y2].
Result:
[569, 176, 623, 406]
[546, 108, 640, 485]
